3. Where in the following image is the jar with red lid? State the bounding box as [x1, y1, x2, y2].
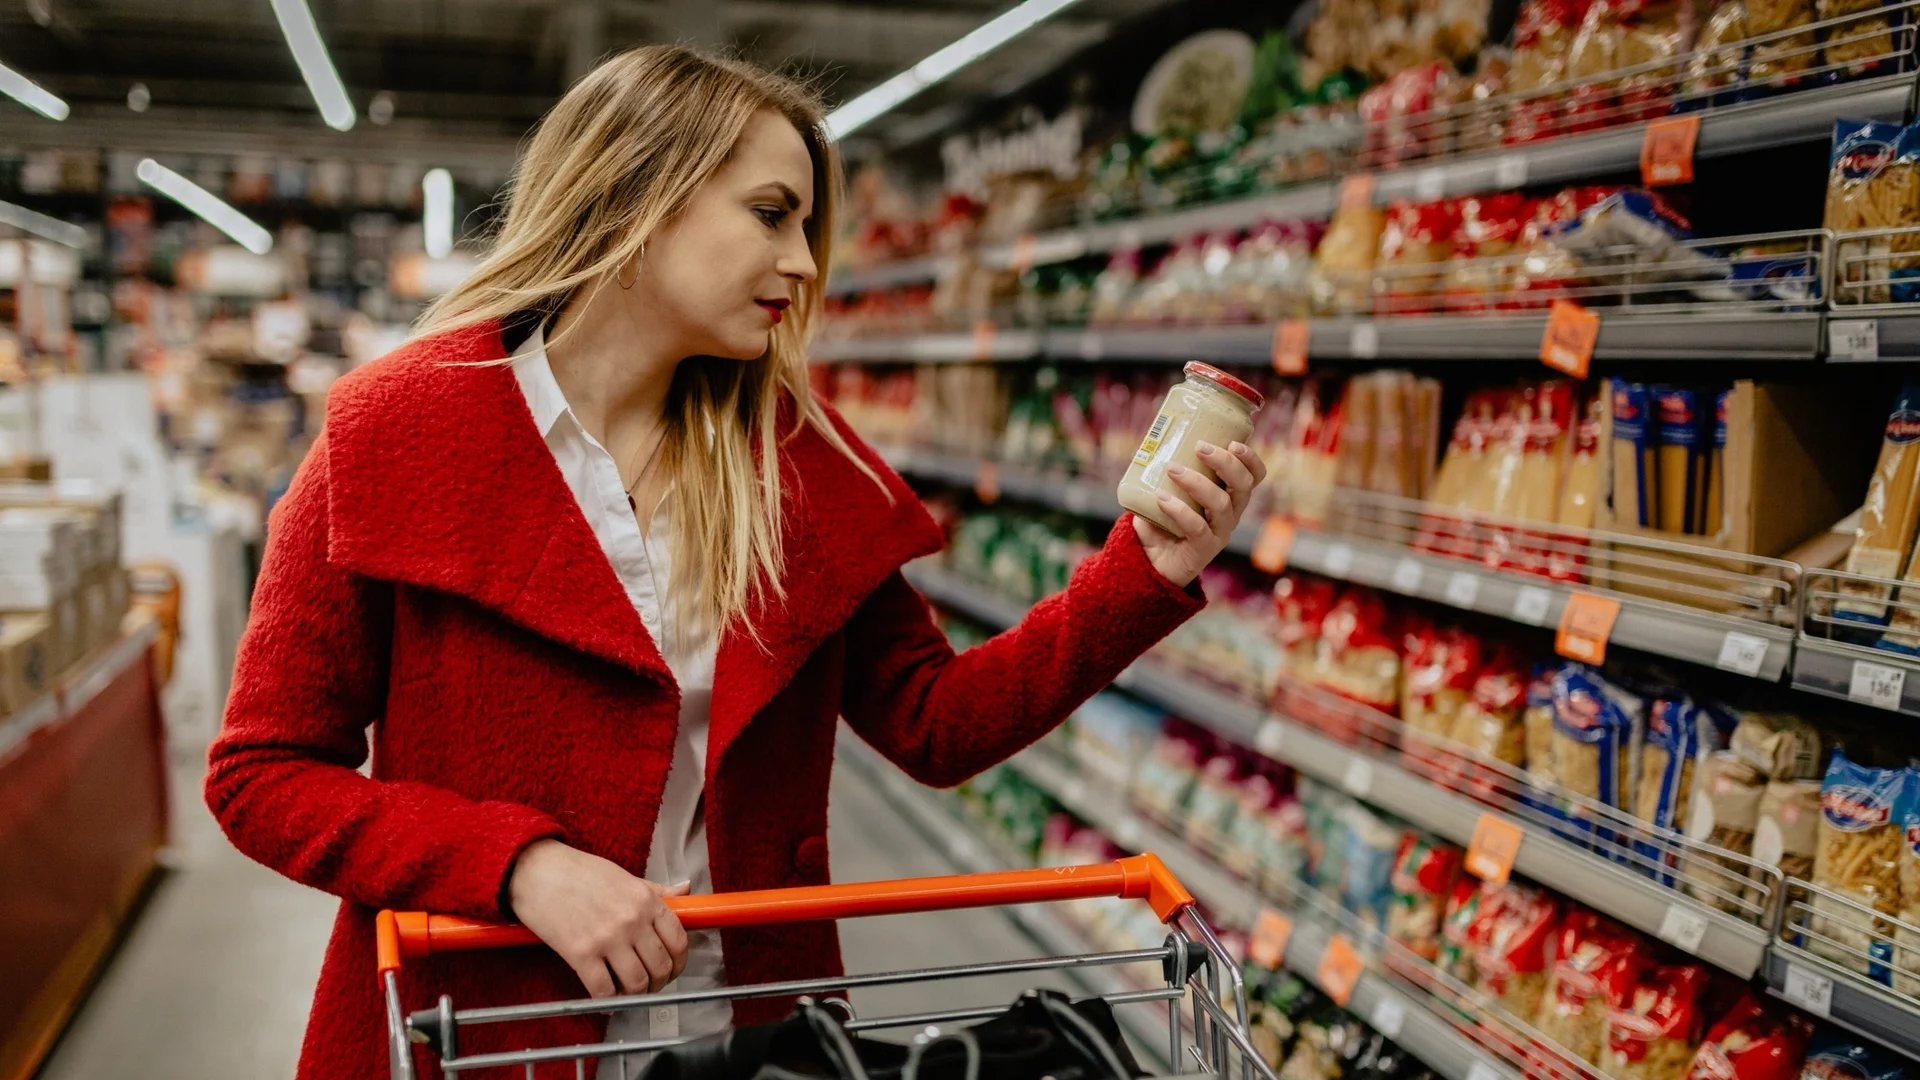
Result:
[1117, 362, 1264, 535]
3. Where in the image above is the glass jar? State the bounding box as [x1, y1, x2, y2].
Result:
[1118, 362, 1264, 535]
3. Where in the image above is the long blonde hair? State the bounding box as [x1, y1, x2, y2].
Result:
[416, 45, 879, 645]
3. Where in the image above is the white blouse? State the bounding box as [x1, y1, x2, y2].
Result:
[510, 328, 732, 1068]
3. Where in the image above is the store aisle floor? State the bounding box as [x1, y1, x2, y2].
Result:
[35, 735, 1064, 1078]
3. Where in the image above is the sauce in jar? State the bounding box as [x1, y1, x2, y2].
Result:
[1118, 362, 1264, 535]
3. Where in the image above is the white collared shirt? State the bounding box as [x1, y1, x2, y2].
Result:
[510, 327, 731, 1067]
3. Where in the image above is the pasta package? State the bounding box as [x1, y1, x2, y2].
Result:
[1637, 697, 1721, 886]
[1450, 645, 1530, 766]
[1557, 390, 1607, 531]
[1818, 0, 1900, 75]
[1682, 752, 1766, 913]
[1536, 911, 1646, 1065]
[1524, 664, 1561, 786]
[1727, 711, 1822, 780]
[1703, 390, 1728, 538]
[1601, 965, 1711, 1080]
[1387, 832, 1464, 961]
[1273, 574, 1339, 679]
[1824, 120, 1914, 307]
[1837, 384, 1920, 624]
[1438, 878, 1487, 984]
[1753, 779, 1820, 885]
[1611, 380, 1658, 529]
[1471, 883, 1561, 1020]
[1811, 750, 1905, 980]
[1895, 770, 1920, 996]
[1402, 621, 1483, 752]
[1654, 388, 1709, 534]
[1681, 994, 1813, 1080]
[1551, 664, 1645, 810]
[1310, 588, 1403, 714]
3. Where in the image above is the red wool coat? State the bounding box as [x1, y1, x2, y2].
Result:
[203, 321, 1206, 1078]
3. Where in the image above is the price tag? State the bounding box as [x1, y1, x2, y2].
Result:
[1513, 585, 1554, 626]
[1414, 167, 1446, 201]
[1063, 484, 1093, 515]
[1391, 557, 1424, 593]
[1255, 718, 1287, 757]
[974, 461, 1001, 505]
[1343, 757, 1374, 797]
[1061, 777, 1088, 806]
[1252, 516, 1297, 574]
[1350, 322, 1380, 359]
[1848, 659, 1906, 711]
[1828, 318, 1880, 361]
[1465, 812, 1526, 884]
[1781, 962, 1833, 1017]
[1556, 591, 1622, 664]
[1540, 299, 1600, 378]
[1009, 233, 1038, 274]
[1657, 903, 1710, 953]
[971, 320, 998, 362]
[1339, 174, 1376, 215]
[1272, 319, 1310, 376]
[1114, 816, 1144, 850]
[1641, 114, 1700, 186]
[1445, 571, 1482, 609]
[1323, 543, 1354, 577]
[1494, 153, 1529, 190]
[1077, 334, 1105, 362]
[1715, 630, 1770, 678]
[1317, 933, 1365, 1006]
[1467, 1063, 1503, 1080]
[1249, 908, 1295, 969]
[1369, 994, 1406, 1039]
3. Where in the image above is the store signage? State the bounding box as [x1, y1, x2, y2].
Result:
[942, 111, 1084, 199]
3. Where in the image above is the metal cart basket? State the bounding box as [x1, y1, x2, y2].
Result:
[376, 853, 1278, 1079]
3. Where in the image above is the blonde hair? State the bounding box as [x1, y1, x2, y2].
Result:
[416, 45, 881, 646]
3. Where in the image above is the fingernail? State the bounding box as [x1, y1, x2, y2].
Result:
[1169, 465, 1187, 476]
[1197, 441, 1217, 455]
[1157, 491, 1173, 502]
[1230, 441, 1248, 454]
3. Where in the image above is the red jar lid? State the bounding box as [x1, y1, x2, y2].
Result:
[1184, 362, 1264, 409]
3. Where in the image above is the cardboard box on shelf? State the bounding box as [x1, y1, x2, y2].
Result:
[0, 613, 51, 714]
[0, 458, 53, 482]
[75, 566, 129, 659]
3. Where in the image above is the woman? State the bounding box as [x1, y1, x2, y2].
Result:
[205, 45, 1265, 1079]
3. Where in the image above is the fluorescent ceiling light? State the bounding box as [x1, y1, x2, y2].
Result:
[269, 0, 356, 131]
[0, 200, 86, 248]
[422, 168, 453, 259]
[825, 0, 1086, 139]
[0, 60, 69, 121]
[137, 159, 275, 255]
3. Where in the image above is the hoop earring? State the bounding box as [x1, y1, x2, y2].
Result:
[616, 243, 645, 290]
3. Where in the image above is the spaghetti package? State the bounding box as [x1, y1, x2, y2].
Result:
[1682, 995, 1813, 1080]
[1637, 697, 1723, 885]
[1387, 832, 1464, 961]
[1310, 200, 1386, 316]
[1375, 198, 1462, 313]
[1557, 390, 1607, 531]
[1682, 752, 1767, 913]
[1471, 883, 1561, 1020]
[1450, 645, 1530, 767]
[1754, 779, 1820, 885]
[1537, 911, 1647, 1065]
[1824, 120, 1918, 307]
[1601, 965, 1711, 1080]
[1653, 388, 1710, 534]
[1524, 665, 1562, 787]
[1612, 381, 1658, 529]
[1836, 385, 1920, 625]
[1810, 750, 1905, 980]
[1551, 665, 1646, 850]
[1703, 390, 1728, 537]
[1311, 588, 1403, 714]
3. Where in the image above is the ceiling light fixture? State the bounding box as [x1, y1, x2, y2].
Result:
[269, 0, 356, 131]
[0, 200, 86, 248]
[824, 0, 1087, 140]
[0, 60, 69, 121]
[422, 169, 454, 259]
[137, 159, 274, 255]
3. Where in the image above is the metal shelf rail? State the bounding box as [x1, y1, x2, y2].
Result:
[1792, 566, 1920, 714]
[1770, 879, 1920, 1059]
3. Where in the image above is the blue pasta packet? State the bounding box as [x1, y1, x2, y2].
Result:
[1549, 664, 1645, 859]
[1814, 749, 1905, 985]
[1799, 1025, 1911, 1080]
[1634, 694, 1721, 885]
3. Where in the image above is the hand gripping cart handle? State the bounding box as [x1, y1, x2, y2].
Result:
[377, 853, 1278, 1080]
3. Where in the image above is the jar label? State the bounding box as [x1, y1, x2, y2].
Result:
[1133, 412, 1173, 467]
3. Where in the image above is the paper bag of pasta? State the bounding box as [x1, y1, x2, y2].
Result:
[1601, 964, 1710, 1080]
[1823, 120, 1911, 307]
[1549, 664, 1646, 854]
[1536, 910, 1646, 1065]
[1810, 750, 1904, 981]
[1470, 882, 1561, 1020]
[1309, 200, 1385, 316]
[1893, 767, 1920, 996]
[1680, 993, 1813, 1080]
[1753, 778, 1819, 886]
[1387, 832, 1463, 961]
[1636, 696, 1724, 886]
[1681, 751, 1766, 914]
[1835, 385, 1920, 625]
[1727, 710, 1822, 780]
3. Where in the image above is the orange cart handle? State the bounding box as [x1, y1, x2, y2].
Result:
[376, 853, 1193, 976]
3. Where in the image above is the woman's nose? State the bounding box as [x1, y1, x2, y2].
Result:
[778, 237, 817, 284]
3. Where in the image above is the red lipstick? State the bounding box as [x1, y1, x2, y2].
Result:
[756, 298, 789, 323]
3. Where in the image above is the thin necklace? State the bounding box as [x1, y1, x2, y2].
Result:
[622, 424, 669, 514]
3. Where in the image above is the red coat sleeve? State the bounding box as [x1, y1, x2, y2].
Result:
[203, 436, 566, 918]
[840, 514, 1205, 788]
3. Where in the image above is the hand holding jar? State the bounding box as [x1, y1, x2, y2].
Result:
[1119, 362, 1269, 589]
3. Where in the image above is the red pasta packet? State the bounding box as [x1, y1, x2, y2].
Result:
[1604, 964, 1711, 1075]
[1682, 993, 1813, 1080]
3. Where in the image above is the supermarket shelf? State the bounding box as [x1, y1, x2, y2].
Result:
[885, 448, 1793, 681]
[827, 254, 951, 296]
[1789, 637, 1920, 714]
[1047, 326, 1274, 365]
[1002, 747, 1521, 1080]
[1832, 312, 1920, 361]
[810, 330, 1044, 363]
[1764, 950, 1920, 1061]
[900, 564, 1775, 978]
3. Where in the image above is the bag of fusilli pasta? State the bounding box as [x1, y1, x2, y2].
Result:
[1810, 749, 1905, 983]
[1825, 119, 1919, 306]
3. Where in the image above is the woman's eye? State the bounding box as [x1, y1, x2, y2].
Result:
[755, 206, 786, 227]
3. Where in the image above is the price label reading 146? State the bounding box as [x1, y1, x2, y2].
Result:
[1715, 631, 1769, 678]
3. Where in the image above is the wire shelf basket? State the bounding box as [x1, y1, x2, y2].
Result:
[1776, 876, 1920, 1002]
[1830, 224, 1920, 311]
[1796, 566, 1920, 655]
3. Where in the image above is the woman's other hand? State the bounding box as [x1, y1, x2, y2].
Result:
[506, 839, 690, 997]
[1135, 440, 1268, 589]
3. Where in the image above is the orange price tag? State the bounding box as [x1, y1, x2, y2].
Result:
[1317, 933, 1365, 1006]
[974, 461, 1001, 505]
[971, 320, 997, 362]
[1641, 114, 1700, 187]
[1465, 812, 1526, 884]
[1010, 233, 1038, 274]
[1271, 319, 1309, 376]
[1251, 515, 1297, 574]
[1249, 908, 1295, 969]
[1556, 591, 1622, 664]
[1338, 174, 1375, 215]
[1540, 299, 1600, 378]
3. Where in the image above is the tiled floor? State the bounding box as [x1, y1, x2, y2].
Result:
[34, 736, 1064, 1078]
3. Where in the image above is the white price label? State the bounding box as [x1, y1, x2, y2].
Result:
[1512, 585, 1554, 626]
[1061, 777, 1088, 806]
[1414, 167, 1446, 201]
[1255, 719, 1287, 756]
[1063, 484, 1093, 515]
[1445, 571, 1482, 608]
[1827, 318, 1879, 361]
[1323, 543, 1355, 577]
[1114, 816, 1145, 850]
[1849, 659, 1907, 711]
[1657, 903, 1710, 953]
[1780, 962, 1833, 1017]
[1391, 557, 1424, 593]
[1350, 322, 1379, 359]
[1715, 631, 1770, 678]
[1494, 154, 1529, 190]
[1343, 757, 1374, 797]
[1466, 1062, 1503, 1080]
[1370, 994, 1406, 1039]
[1077, 334, 1105, 362]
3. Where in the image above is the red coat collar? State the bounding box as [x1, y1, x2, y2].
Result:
[321, 320, 943, 772]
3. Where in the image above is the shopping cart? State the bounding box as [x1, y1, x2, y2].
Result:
[376, 853, 1278, 1079]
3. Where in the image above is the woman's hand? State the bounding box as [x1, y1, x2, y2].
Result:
[506, 839, 690, 998]
[1134, 440, 1268, 589]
